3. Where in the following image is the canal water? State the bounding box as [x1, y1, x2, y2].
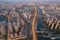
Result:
[36, 7, 50, 40]
[37, 7, 44, 31]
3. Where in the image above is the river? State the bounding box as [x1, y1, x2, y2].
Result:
[37, 7, 51, 40]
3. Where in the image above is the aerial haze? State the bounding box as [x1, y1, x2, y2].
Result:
[0, 0, 60, 2]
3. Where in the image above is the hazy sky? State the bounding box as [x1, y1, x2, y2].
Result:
[0, 0, 60, 2]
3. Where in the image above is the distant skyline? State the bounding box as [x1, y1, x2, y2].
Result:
[0, 0, 60, 2]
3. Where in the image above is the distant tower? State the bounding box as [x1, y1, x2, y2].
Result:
[55, 19, 57, 23]
[13, 22, 19, 38]
[51, 23, 55, 30]
[47, 18, 50, 24]
[8, 23, 13, 33]
[49, 18, 53, 27]
[55, 21, 60, 29]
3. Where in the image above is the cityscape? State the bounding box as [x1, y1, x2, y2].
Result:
[0, 1, 60, 40]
